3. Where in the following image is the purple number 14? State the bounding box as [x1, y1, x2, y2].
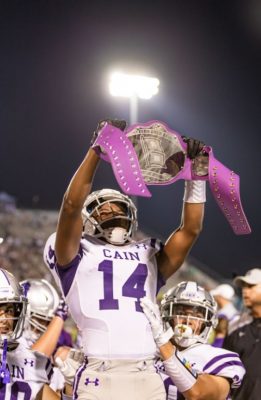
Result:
[98, 260, 148, 312]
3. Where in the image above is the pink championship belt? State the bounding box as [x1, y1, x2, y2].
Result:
[92, 120, 251, 235]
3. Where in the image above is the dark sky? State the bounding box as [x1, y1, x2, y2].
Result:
[0, 0, 260, 278]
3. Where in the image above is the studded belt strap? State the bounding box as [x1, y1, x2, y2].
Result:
[92, 122, 251, 235]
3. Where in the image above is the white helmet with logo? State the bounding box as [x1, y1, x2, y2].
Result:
[20, 279, 59, 344]
[0, 268, 27, 345]
[82, 189, 137, 245]
[161, 281, 218, 348]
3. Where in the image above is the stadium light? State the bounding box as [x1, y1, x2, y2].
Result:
[109, 72, 160, 123]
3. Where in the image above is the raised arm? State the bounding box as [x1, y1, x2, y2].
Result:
[157, 182, 205, 280]
[31, 299, 69, 357]
[157, 135, 207, 280]
[55, 148, 100, 266]
[55, 119, 126, 266]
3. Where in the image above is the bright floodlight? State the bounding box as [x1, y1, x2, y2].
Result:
[109, 72, 160, 100]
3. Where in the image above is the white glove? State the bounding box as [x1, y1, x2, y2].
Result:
[55, 348, 85, 385]
[140, 297, 174, 347]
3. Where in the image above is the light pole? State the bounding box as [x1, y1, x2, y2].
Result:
[109, 72, 160, 124]
[108, 72, 160, 210]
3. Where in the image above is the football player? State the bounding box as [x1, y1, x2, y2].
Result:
[20, 278, 71, 394]
[141, 281, 246, 400]
[0, 268, 59, 399]
[44, 119, 206, 400]
[21, 279, 60, 347]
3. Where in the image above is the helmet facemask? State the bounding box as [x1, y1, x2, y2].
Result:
[161, 281, 218, 348]
[82, 189, 137, 245]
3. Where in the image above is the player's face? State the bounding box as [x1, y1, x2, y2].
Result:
[0, 303, 15, 334]
[93, 202, 126, 223]
[93, 202, 131, 234]
[242, 283, 261, 308]
[172, 305, 205, 335]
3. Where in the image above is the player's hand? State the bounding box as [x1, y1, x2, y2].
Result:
[90, 118, 127, 148]
[140, 297, 174, 347]
[181, 136, 206, 159]
[54, 298, 69, 321]
[55, 347, 85, 385]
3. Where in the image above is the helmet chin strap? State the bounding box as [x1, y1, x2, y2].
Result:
[104, 227, 128, 245]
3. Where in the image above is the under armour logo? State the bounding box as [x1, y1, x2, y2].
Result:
[47, 246, 56, 269]
[85, 378, 99, 386]
[155, 363, 165, 373]
[135, 244, 147, 250]
[24, 359, 34, 367]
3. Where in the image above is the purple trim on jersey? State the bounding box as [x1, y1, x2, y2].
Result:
[207, 360, 244, 376]
[150, 238, 156, 248]
[56, 245, 83, 297]
[150, 238, 164, 251]
[57, 329, 73, 348]
[212, 337, 225, 348]
[45, 358, 53, 381]
[73, 357, 88, 399]
[203, 352, 240, 371]
[218, 313, 229, 320]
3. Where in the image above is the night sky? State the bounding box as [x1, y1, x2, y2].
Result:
[1, 0, 260, 278]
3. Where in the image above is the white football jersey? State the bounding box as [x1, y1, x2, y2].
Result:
[44, 233, 165, 359]
[21, 332, 65, 392]
[156, 343, 245, 400]
[0, 337, 52, 399]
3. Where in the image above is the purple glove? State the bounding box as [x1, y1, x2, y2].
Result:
[55, 298, 69, 321]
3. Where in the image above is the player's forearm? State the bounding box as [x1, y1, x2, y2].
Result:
[62, 148, 100, 213]
[183, 374, 230, 400]
[32, 316, 64, 357]
[163, 351, 229, 400]
[159, 341, 175, 360]
[181, 202, 204, 237]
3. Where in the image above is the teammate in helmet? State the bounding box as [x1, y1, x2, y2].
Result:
[20, 279, 60, 345]
[161, 281, 218, 349]
[140, 281, 246, 400]
[0, 268, 27, 347]
[20, 278, 71, 396]
[44, 119, 207, 400]
[0, 268, 62, 400]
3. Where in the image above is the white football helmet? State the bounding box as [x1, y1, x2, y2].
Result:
[82, 189, 138, 245]
[20, 279, 60, 343]
[161, 281, 218, 348]
[0, 268, 27, 345]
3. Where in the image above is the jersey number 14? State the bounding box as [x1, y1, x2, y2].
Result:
[98, 260, 148, 312]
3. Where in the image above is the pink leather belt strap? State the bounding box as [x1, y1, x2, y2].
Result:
[92, 122, 251, 235]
